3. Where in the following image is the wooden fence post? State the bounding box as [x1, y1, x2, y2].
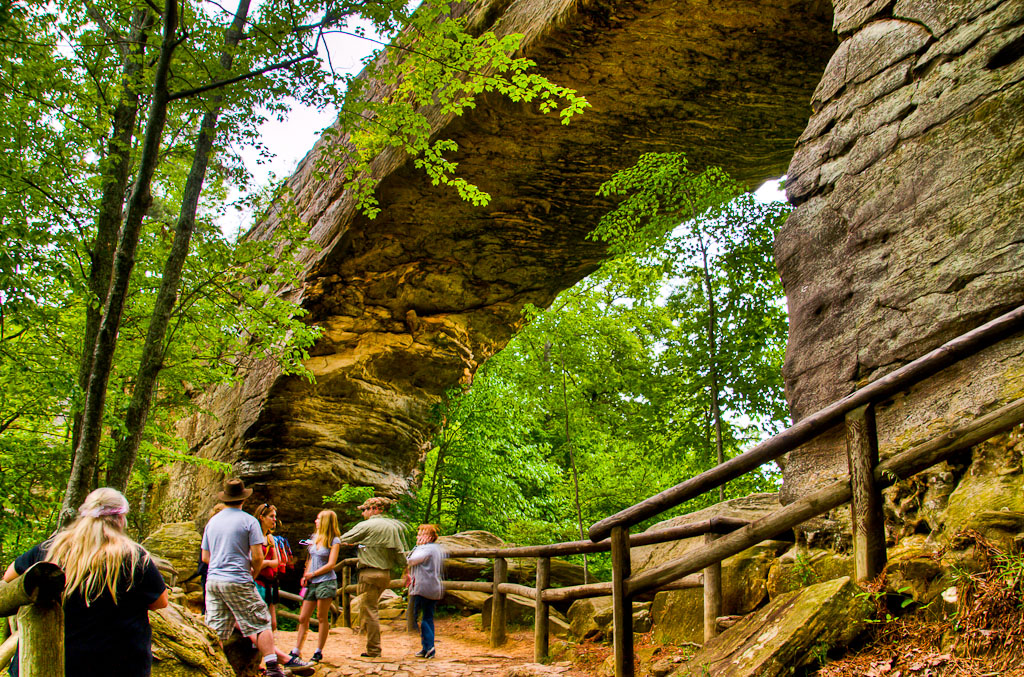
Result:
[703, 531, 722, 642]
[846, 403, 887, 582]
[0, 563, 65, 677]
[535, 557, 551, 663]
[19, 601, 63, 677]
[341, 565, 352, 628]
[490, 557, 508, 647]
[611, 526, 634, 677]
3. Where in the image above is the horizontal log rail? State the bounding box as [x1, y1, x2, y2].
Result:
[277, 608, 321, 629]
[0, 632, 17, 672]
[0, 563, 64, 618]
[444, 517, 750, 559]
[626, 396, 1024, 597]
[589, 303, 1024, 542]
[541, 572, 703, 604]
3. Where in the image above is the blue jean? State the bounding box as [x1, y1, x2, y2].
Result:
[412, 595, 437, 652]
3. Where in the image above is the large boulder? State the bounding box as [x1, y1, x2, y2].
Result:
[670, 577, 871, 677]
[439, 531, 506, 580]
[349, 587, 402, 620]
[143, 522, 203, 588]
[565, 597, 651, 642]
[150, 603, 233, 677]
[481, 594, 567, 631]
[443, 589, 490, 613]
[651, 542, 786, 646]
[631, 494, 783, 574]
[766, 546, 853, 599]
[938, 432, 1024, 547]
[567, 597, 613, 641]
[631, 494, 787, 645]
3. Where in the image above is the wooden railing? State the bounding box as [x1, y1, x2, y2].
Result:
[0, 562, 66, 677]
[329, 517, 750, 662]
[320, 304, 1024, 677]
[589, 303, 1024, 676]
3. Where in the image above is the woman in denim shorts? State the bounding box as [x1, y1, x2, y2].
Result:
[289, 510, 342, 663]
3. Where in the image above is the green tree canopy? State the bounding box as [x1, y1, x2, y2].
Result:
[405, 156, 790, 573]
[0, 0, 588, 544]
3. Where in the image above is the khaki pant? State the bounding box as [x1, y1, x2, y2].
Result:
[357, 568, 390, 655]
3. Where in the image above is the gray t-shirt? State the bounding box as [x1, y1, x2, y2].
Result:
[407, 543, 445, 600]
[201, 508, 265, 584]
[307, 537, 342, 584]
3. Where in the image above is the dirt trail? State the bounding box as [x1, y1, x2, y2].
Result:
[274, 616, 591, 677]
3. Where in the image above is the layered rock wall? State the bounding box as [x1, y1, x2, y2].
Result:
[165, 0, 835, 533]
[779, 0, 1024, 503]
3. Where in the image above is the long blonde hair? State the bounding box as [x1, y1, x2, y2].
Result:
[313, 510, 340, 549]
[46, 488, 146, 604]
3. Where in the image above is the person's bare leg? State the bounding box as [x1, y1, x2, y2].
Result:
[294, 599, 316, 655]
[247, 633, 290, 663]
[269, 602, 278, 631]
[255, 627, 276, 659]
[316, 597, 332, 651]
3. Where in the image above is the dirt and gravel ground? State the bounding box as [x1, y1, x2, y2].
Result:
[274, 616, 595, 676]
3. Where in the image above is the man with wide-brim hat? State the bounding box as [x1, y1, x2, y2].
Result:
[201, 479, 312, 676]
[218, 478, 252, 503]
[340, 496, 409, 658]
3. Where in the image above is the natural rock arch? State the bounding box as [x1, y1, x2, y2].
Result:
[166, 0, 838, 533]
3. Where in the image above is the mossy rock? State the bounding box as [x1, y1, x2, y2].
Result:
[670, 577, 871, 677]
[481, 593, 567, 630]
[766, 547, 853, 598]
[567, 597, 613, 640]
[883, 535, 951, 607]
[150, 602, 233, 677]
[143, 522, 203, 587]
[651, 542, 784, 646]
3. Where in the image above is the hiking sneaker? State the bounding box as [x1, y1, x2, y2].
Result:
[311, 649, 323, 663]
[283, 655, 315, 676]
[424, 647, 436, 659]
[414, 650, 427, 658]
[264, 662, 287, 677]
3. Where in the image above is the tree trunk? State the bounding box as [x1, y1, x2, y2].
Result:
[561, 351, 589, 583]
[698, 235, 725, 501]
[61, 0, 180, 526]
[422, 443, 447, 524]
[107, 0, 253, 491]
[70, 8, 155, 456]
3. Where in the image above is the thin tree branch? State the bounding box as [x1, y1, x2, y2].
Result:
[84, 1, 127, 54]
[167, 49, 317, 101]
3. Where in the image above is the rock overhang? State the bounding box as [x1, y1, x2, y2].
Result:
[166, 0, 837, 533]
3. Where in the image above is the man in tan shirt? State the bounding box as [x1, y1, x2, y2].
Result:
[340, 497, 408, 657]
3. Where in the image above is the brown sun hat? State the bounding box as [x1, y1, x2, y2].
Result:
[357, 496, 392, 512]
[218, 478, 252, 503]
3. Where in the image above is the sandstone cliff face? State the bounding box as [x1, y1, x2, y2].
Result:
[165, 0, 835, 532]
[779, 0, 1024, 504]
